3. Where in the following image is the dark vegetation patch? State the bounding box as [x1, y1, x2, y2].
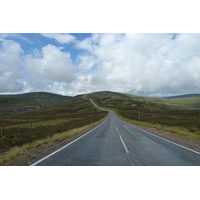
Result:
[86, 91, 200, 140]
[86, 91, 179, 111]
[1, 90, 200, 160]
[0, 95, 107, 154]
[117, 110, 200, 137]
[0, 91, 71, 115]
[165, 94, 200, 99]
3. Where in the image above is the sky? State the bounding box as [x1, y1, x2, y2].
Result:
[2, 1, 200, 199]
[1, 33, 200, 97]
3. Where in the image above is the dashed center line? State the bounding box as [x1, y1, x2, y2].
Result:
[113, 118, 130, 154]
[119, 135, 129, 154]
[113, 117, 134, 165]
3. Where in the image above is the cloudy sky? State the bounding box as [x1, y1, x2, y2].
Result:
[1, 33, 200, 97]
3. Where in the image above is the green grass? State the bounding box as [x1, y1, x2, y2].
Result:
[86, 91, 200, 142]
[116, 112, 200, 141]
[86, 91, 179, 111]
[0, 115, 108, 165]
[86, 91, 200, 110]
[1, 90, 200, 165]
[0, 95, 108, 154]
[4, 119, 72, 129]
[0, 92, 71, 115]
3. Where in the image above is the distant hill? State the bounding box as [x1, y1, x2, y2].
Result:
[0, 92, 71, 115]
[1, 90, 200, 117]
[85, 91, 178, 111]
[164, 94, 200, 99]
[85, 91, 200, 110]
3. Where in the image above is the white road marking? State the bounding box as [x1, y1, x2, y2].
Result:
[113, 118, 119, 133]
[113, 115, 130, 154]
[113, 118, 117, 127]
[89, 100, 200, 163]
[138, 129, 200, 155]
[119, 135, 129, 154]
[117, 115, 200, 155]
[30, 113, 110, 166]
[86, 101, 134, 164]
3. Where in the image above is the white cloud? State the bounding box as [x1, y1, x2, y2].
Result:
[75, 37, 94, 52]
[77, 54, 97, 72]
[0, 38, 77, 95]
[0, 40, 25, 93]
[0, 34, 9, 41]
[24, 44, 75, 83]
[73, 33, 200, 96]
[0, 34, 33, 44]
[1, 33, 200, 96]
[21, 75, 73, 96]
[41, 33, 76, 44]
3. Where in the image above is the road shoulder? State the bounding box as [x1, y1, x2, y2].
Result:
[2, 116, 108, 166]
[116, 114, 200, 152]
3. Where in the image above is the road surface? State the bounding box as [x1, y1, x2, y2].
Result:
[31, 99, 200, 166]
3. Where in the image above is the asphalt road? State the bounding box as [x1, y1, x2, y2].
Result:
[31, 100, 200, 166]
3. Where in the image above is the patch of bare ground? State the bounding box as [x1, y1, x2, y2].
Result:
[125, 121, 200, 152]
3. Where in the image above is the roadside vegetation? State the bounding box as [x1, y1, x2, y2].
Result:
[116, 112, 200, 141]
[1, 90, 200, 165]
[0, 94, 108, 165]
[0, 116, 108, 165]
[86, 91, 200, 142]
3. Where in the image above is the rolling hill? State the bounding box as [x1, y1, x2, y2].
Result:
[85, 91, 180, 111]
[1, 90, 200, 163]
[85, 91, 200, 110]
[165, 94, 200, 99]
[0, 94, 108, 156]
[0, 92, 71, 115]
[1, 91, 200, 116]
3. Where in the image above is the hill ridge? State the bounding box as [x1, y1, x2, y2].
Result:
[164, 94, 200, 99]
[0, 91, 71, 115]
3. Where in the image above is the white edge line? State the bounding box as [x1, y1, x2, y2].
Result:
[119, 135, 129, 154]
[138, 129, 200, 155]
[88, 101, 200, 156]
[30, 113, 110, 166]
[115, 114, 200, 155]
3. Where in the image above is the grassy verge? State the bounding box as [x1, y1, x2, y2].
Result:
[0, 114, 108, 166]
[3, 119, 72, 129]
[115, 112, 200, 141]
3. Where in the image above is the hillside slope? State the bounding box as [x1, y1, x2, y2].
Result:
[86, 91, 200, 110]
[165, 94, 200, 99]
[0, 92, 71, 115]
[85, 91, 179, 111]
[0, 94, 108, 157]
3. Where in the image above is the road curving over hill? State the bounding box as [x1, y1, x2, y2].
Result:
[31, 99, 200, 166]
